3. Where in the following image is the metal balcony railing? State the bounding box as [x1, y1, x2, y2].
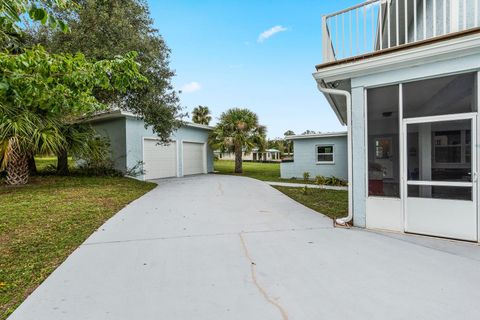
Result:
[322, 0, 480, 63]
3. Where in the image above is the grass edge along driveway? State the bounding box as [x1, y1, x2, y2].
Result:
[214, 160, 348, 219]
[0, 176, 156, 319]
[274, 186, 348, 219]
[214, 160, 319, 184]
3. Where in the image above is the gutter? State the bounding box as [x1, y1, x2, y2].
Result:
[285, 132, 347, 140]
[316, 82, 353, 226]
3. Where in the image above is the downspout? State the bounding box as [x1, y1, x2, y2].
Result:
[316, 81, 353, 226]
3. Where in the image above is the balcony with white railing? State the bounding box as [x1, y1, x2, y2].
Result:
[321, 0, 480, 64]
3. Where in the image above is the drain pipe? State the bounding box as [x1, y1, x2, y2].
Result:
[316, 81, 353, 226]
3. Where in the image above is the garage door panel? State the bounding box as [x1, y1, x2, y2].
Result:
[143, 139, 177, 179]
[183, 142, 205, 175]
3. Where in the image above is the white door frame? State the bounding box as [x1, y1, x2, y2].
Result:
[401, 112, 478, 240]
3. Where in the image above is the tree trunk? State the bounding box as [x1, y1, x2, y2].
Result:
[5, 138, 29, 185]
[56, 148, 69, 175]
[234, 145, 243, 173]
[27, 153, 37, 176]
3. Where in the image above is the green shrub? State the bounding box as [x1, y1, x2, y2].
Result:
[313, 175, 348, 186]
[301, 185, 309, 195]
[302, 172, 310, 182]
[325, 176, 348, 187]
[315, 175, 327, 185]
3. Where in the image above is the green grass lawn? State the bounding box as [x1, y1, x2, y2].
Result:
[214, 160, 315, 184]
[34, 156, 75, 172]
[0, 175, 156, 319]
[274, 186, 348, 219]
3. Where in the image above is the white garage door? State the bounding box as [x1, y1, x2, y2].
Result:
[143, 139, 177, 179]
[183, 142, 205, 175]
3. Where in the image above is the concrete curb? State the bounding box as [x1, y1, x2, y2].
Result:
[265, 181, 348, 191]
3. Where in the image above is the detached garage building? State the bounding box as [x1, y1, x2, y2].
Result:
[86, 110, 214, 180]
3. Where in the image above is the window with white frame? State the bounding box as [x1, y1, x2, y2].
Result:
[316, 145, 334, 163]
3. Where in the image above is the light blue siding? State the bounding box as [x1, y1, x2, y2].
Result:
[125, 117, 214, 179]
[281, 136, 348, 181]
[89, 118, 127, 172]
[351, 87, 367, 228]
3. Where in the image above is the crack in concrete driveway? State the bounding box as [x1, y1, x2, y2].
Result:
[239, 232, 289, 320]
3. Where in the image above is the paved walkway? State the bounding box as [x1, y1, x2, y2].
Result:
[266, 181, 348, 190]
[8, 175, 480, 320]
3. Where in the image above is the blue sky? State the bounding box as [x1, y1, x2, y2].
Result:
[147, 0, 359, 138]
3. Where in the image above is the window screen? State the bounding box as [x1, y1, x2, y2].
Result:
[403, 73, 476, 118]
[367, 85, 400, 198]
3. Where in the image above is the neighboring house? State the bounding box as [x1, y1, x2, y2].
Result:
[315, 0, 480, 241]
[215, 148, 282, 162]
[85, 110, 214, 180]
[280, 132, 348, 180]
[257, 149, 282, 161]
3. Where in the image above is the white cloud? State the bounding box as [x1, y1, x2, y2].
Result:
[257, 25, 288, 43]
[181, 81, 201, 93]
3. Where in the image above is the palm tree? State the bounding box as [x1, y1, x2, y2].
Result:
[192, 106, 212, 125]
[56, 123, 108, 175]
[284, 130, 295, 154]
[0, 105, 64, 185]
[209, 108, 266, 173]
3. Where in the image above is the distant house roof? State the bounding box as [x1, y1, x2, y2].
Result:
[82, 110, 214, 131]
[285, 131, 347, 140]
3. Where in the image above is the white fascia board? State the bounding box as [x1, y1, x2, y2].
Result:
[285, 132, 347, 140]
[83, 111, 214, 131]
[184, 122, 214, 131]
[80, 110, 136, 123]
[313, 33, 480, 84]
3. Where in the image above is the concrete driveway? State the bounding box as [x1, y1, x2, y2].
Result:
[9, 175, 480, 320]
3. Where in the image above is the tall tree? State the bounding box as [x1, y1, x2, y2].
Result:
[268, 139, 285, 154]
[192, 106, 212, 125]
[283, 130, 295, 154]
[0, 0, 73, 48]
[31, 0, 184, 143]
[209, 108, 266, 173]
[0, 47, 145, 184]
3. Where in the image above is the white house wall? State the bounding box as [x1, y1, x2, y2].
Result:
[406, 0, 479, 42]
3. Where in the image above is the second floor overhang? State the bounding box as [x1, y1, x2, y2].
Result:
[313, 28, 480, 125]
